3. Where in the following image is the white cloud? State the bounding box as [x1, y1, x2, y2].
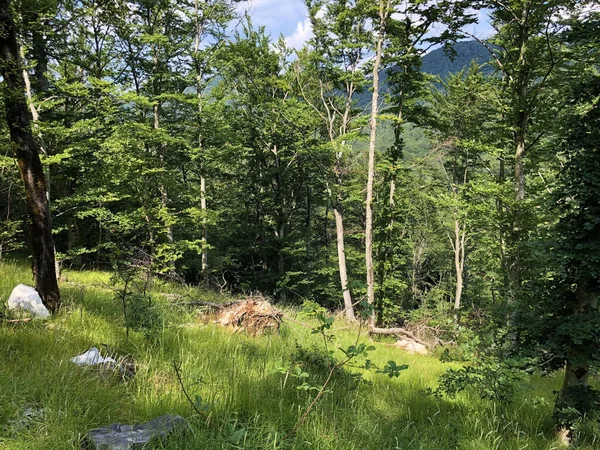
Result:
[236, 0, 308, 38]
[285, 18, 313, 49]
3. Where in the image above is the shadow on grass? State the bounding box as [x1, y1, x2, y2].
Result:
[0, 260, 581, 450]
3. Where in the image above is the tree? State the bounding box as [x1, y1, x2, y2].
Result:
[187, 0, 239, 286]
[430, 65, 501, 310]
[548, 13, 600, 444]
[365, 0, 477, 324]
[301, 0, 373, 321]
[0, 0, 60, 312]
[216, 20, 324, 299]
[364, 0, 388, 326]
[374, 0, 477, 320]
[469, 0, 586, 304]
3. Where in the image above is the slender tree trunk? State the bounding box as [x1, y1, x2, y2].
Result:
[0, 0, 60, 312]
[334, 204, 355, 322]
[30, 12, 48, 92]
[510, 111, 528, 299]
[200, 169, 208, 284]
[514, 128, 526, 202]
[195, 0, 209, 287]
[152, 40, 173, 244]
[272, 144, 287, 301]
[510, 15, 530, 306]
[154, 102, 173, 244]
[365, 0, 388, 326]
[453, 219, 466, 310]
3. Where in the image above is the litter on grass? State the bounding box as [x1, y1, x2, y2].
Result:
[71, 347, 117, 366]
[70, 347, 136, 380]
[82, 414, 188, 450]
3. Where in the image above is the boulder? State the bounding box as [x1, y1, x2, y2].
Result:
[7, 284, 50, 318]
[395, 338, 429, 355]
[82, 414, 188, 450]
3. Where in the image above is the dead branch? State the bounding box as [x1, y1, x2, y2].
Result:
[369, 327, 431, 348]
[1, 318, 32, 324]
[172, 361, 222, 435]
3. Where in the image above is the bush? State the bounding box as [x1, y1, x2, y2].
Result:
[123, 292, 163, 340]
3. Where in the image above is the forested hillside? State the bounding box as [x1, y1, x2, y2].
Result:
[422, 40, 493, 78]
[1, 0, 600, 448]
[356, 39, 493, 107]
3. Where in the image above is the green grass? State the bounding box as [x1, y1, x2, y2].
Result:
[0, 258, 595, 449]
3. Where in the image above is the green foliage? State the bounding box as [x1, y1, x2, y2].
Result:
[3, 259, 600, 449]
[434, 357, 524, 403]
[4, 0, 600, 438]
[122, 292, 163, 341]
[554, 386, 600, 429]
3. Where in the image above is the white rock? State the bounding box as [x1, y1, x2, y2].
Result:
[396, 338, 429, 355]
[7, 284, 50, 318]
[70, 347, 117, 366]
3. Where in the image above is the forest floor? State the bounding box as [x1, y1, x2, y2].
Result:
[0, 259, 596, 450]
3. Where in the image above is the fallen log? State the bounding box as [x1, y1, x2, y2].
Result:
[369, 327, 431, 348]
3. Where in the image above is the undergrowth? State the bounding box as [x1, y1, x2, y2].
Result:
[0, 258, 596, 449]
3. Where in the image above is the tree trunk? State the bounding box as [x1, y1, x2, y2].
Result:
[453, 219, 465, 310]
[154, 102, 173, 244]
[30, 12, 48, 92]
[365, 0, 388, 326]
[200, 170, 208, 285]
[334, 204, 355, 322]
[510, 113, 527, 300]
[195, 0, 209, 287]
[21, 45, 61, 279]
[272, 144, 287, 302]
[514, 129, 526, 202]
[0, 0, 60, 312]
[510, 17, 530, 305]
[152, 39, 173, 245]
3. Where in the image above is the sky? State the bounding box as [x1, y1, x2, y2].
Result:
[237, 0, 496, 51]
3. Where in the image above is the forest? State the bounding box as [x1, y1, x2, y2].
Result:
[1, 0, 600, 448]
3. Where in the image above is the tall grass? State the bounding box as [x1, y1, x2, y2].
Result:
[0, 258, 592, 449]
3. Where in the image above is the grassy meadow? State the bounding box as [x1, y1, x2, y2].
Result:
[0, 258, 593, 449]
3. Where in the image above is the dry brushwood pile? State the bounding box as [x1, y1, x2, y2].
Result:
[192, 296, 283, 335]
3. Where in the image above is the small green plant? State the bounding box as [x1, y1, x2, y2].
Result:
[433, 356, 523, 402]
[554, 386, 600, 431]
[111, 250, 163, 340]
[277, 300, 408, 439]
[123, 293, 163, 340]
[172, 361, 247, 447]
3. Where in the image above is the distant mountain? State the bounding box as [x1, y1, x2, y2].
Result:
[421, 40, 493, 79]
[353, 40, 493, 158]
[355, 40, 493, 108]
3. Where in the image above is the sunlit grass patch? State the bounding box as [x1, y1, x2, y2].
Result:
[0, 259, 590, 449]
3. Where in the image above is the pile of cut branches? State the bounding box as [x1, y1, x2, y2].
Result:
[182, 295, 282, 335]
